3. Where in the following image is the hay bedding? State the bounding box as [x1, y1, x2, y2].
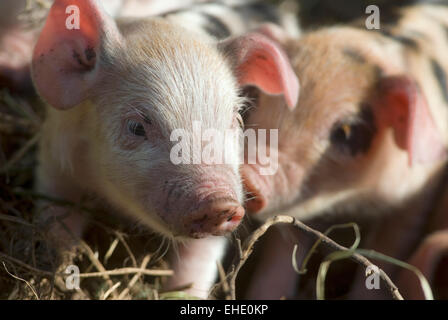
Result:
[0, 89, 179, 300]
[0, 0, 437, 301]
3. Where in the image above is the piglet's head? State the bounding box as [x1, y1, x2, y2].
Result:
[240, 35, 447, 218]
[31, 0, 298, 239]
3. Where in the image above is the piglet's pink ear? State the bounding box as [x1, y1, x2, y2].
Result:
[32, 0, 121, 110]
[220, 33, 299, 110]
[377, 75, 447, 166]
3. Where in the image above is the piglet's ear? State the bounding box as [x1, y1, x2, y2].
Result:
[377, 75, 447, 166]
[32, 0, 121, 110]
[220, 33, 299, 110]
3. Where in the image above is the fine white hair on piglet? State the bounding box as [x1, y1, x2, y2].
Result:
[31, 0, 299, 298]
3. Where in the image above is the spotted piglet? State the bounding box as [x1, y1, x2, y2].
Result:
[241, 4, 448, 299]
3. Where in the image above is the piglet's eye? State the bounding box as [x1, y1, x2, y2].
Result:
[330, 121, 375, 156]
[329, 105, 377, 157]
[331, 124, 352, 145]
[127, 119, 146, 137]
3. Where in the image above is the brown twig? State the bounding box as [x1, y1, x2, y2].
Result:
[78, 239, 119, 299]
[103, 238, 119, 266]
[227, 215, 403, 300]
[2, 261, 40, 300]
[48, 211, 119, 299]
[215, 261, 231, 300]
[102, 281, 121, 300]
[0, 252, 171, 281]
[114, 231, 138, 268]
[0, 252, 54, 277]
[117, 254, 152, 299]
[0, 112, 35, 128]
[0, 213, 34, 227]
[0, 132, 41, 174]
[78, 267, 173, 278]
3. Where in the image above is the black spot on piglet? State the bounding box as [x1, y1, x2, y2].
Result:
[85, 47, 96, 61]
[72, 47, 96, 71]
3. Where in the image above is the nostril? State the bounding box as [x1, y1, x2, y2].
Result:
[226, 210, 243, 222]
[214, 205, 244, 233]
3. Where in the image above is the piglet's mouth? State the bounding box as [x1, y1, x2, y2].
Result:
[183, 197, 245, 239]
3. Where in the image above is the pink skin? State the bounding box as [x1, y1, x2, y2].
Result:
[33, 0, 297, 297]
[0, 30, 35, 91]
[165, 236, 228, 297]
[139, 164, 245, 238]
[32, 0, 298, 237]
[239, 26, 448, 299]
[220, 32, 299, 110]
[243, 76, 446, 218]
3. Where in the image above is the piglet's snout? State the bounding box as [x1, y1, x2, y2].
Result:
[184, 196, 244, 238]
